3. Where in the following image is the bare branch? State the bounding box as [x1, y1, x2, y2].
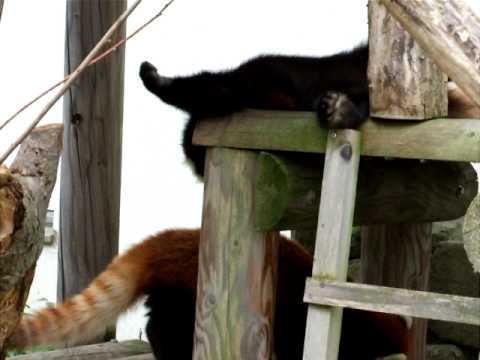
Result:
[0, 0, 144, 165]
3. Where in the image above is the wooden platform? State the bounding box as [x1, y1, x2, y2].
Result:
[7, 340, 153, 360]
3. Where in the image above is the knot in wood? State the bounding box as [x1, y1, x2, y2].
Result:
[340, 143, 353, 160]
[71, 113, 83, 125]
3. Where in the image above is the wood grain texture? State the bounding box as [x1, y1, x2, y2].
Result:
[361, 224, 433, 359]
[6, 340, 151, 360]
[193, 148, 278, 360]
[368, 0, 447, 119]
[379, 0, 480, 108]
[193, 110, 480, 162]
[304, 279, 480, 326]
[366, 6, 448, 357]
[0, 125, 63, 358]
[255, 152, 477, 230]
[303, 130, 361, 360]
[58, 0, 126, 345]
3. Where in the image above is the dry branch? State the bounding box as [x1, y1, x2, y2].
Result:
[0, 0, 143, 165]
[0, 124, 63, 359]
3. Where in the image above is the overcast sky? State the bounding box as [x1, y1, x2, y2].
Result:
[0, 0, 479, 341]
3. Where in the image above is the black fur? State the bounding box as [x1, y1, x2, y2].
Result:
[140, 44, 370, 177]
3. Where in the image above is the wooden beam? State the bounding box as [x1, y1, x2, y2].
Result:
[303, 130, 361, 360]
[58, 0, 126, 345]
[6, 340, 152, 360]
[193, 148, 278, 360]
[255, 152, 477, 230]
[368, 0, 447, 119]
[193, 110, 480, 162]
[304, 279, 480, 326]
[379, 0, 480, 108]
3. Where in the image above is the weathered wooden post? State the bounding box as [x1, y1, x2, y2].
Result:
[0, 125, 63, 360]
[193, 148, 279, 360]
[365, 1, 448, 358]
[58, 0, 126, 345]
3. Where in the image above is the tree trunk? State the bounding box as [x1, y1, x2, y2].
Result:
[58, 0, 126, 345]
[0, 124, 63, 360]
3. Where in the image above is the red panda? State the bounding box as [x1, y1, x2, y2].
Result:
[7, 228, 408, 359]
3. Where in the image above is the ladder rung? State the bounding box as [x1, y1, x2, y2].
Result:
[304, 279, 480, 326]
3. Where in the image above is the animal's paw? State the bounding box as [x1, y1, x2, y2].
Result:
[316, 91, 364, 129]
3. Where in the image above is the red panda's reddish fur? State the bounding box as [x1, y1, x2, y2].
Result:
[8, 229, 409, 359]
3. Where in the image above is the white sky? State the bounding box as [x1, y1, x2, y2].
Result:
[0, 0, 479, 341]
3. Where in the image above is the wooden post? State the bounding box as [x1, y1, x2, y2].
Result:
[360, 224, 432, 358]
[378, 0, 480, 108]
[366, 2, 448, 359]
[193, 148, 278, 360]
[303, 129, 361, 360]
[0, 125, 63, 360]
[58, 0, 126, 345]
[368, 0, 447, 119]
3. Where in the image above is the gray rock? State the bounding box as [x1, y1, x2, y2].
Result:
[348, 258, 361, 283]
[432, 218, 464, 246]
[429, 242, 480, 348]
[426, 344, 466, 360]
[464, 194, 480, 273]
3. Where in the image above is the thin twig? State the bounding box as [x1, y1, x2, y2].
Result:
[0, 0, 145, 165]
[0, 0, 175, 133]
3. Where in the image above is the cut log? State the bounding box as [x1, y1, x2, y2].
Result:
[368, 0, 447, 119]
[255, 152, 477, 230]
[378, 0, 480, 108]
[0, 124, 63, 359]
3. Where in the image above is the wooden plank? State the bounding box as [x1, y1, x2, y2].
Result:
[361, 224, 433, 358]
[304, 280, 480, 326]
[255, 152, 477, 230]
[193, 148, 278, 360]
[303, 130, 361, 360]
[379, 0, 480, 108]
[58, 0, 126, 345]
[193, 110, 480, 162]
[368, 0, 447, 119]
[115, 355, 154, 360]
[6, 341, 151, 360]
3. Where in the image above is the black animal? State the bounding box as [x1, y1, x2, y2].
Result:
[139, 44, 370, 177]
